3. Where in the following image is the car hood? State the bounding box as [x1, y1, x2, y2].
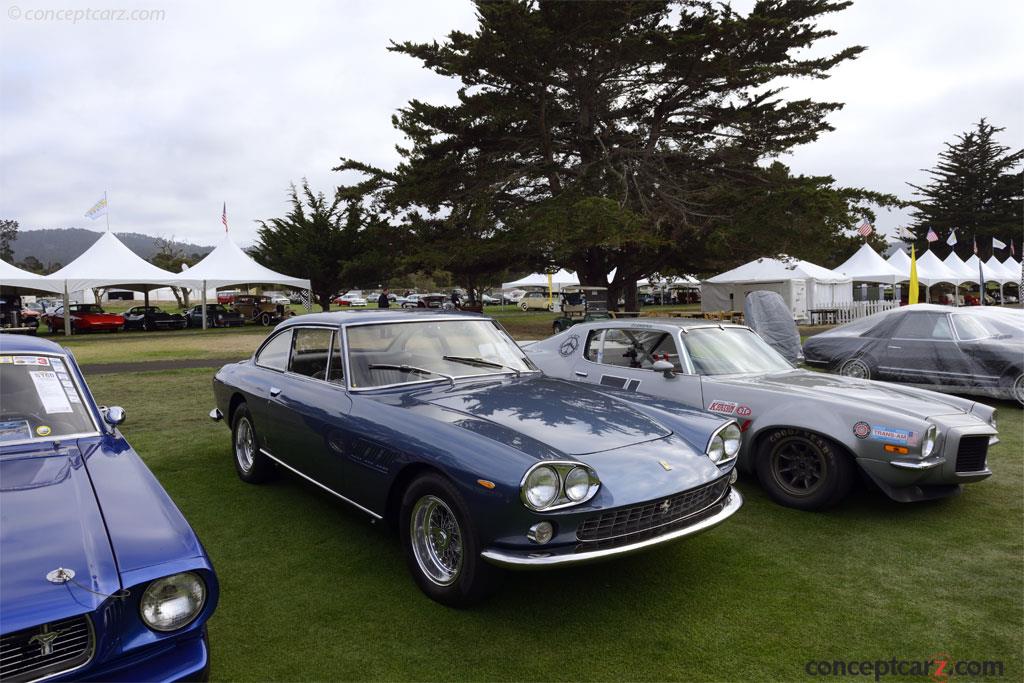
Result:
[0, 442, 120, 634]
[420, 376, 672, 456]
[706, 370, 973, 419]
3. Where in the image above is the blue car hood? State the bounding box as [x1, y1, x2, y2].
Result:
[0, 441, 120, 634]
[422, 375, 672, 456]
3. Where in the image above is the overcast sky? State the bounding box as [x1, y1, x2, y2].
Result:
[1, 0, 1021, 250]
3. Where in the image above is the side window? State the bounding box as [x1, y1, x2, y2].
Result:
[585, 328, 682, 371]
[328, 332, 345, 384]
[895, 313, 952, 340]
[584, 330, 604, 362]
[255, 330, 292, 371]
[289, 328, 333, 379]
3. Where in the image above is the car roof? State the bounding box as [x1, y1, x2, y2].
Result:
[0, 334, 65, 355]
[569, 317, 749, 331]
[279, 310, 486, 328]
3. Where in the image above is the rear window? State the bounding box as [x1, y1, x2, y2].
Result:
[0, 355, 97, 442]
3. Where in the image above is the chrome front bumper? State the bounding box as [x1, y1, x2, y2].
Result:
[480, 488, 743, 569]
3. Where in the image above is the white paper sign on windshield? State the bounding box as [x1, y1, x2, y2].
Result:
[29, 371, 74, 414]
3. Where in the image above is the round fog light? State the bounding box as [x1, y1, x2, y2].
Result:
[527, 521, 554, 545]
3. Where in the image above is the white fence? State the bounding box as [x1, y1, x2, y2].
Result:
[814, 300, 899, 325]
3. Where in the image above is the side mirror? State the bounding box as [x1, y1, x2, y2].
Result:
[104, 406, 126, 426]
[652, 360, 676, 378]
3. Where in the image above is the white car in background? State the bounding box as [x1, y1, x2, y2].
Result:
[519, 290, 557, 311]
[334, 292, 368, 307]
[262, 291, 291, 305]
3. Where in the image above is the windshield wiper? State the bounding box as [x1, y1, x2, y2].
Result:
[442, 355, 523, 377]
[367, 364, 455, 387]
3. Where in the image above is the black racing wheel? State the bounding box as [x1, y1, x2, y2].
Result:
[756, 428, 854, 510]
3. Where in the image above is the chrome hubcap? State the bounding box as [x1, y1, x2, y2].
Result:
[771, 437, 828, 497]
[1013, 374, 1024, 406]
[842, 359, 868, 379]
[235, 418, 255, 472]
[411, 495, 463, 586]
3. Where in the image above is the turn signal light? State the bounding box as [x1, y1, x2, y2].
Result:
[884, 444, 910, 454]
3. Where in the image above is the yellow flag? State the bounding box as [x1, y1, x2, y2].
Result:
[908, 245, 919, 305]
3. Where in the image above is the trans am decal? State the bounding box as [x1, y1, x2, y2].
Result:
[853, 421, 915, 445]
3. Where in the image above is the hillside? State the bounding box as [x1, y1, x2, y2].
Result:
[9, 228, 213, 266]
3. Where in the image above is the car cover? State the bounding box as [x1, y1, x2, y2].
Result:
[743, 290, 803, 364]
[801, 304, 1024, 400]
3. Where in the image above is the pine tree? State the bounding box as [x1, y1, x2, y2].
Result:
[908, 119, 1023, 258]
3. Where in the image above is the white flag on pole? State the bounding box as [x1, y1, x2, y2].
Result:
[992, 237, 1007, 250]
[946, 229, 957, 246]
[84, 196, 108, 220]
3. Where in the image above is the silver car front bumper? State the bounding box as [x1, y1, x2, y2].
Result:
[481, 487, 742, 569]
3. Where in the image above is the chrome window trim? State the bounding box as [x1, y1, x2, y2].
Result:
[259, 447, 382, 519]
[0, 351, 102, 442]
[282, 325, 344, 386]
[341, 318, 538, 393]
[253, 328, 294, 372]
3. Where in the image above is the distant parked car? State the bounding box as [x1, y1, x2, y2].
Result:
[45, 304, 123, 334]
[803, 304, 1024, 406]
[502, 289, 526, 305]
[210, 311, 742, 606]
[184, 304, 246, 328]
[262, 291, 291, 305]
[402, 293, 446, 309]
[519, 291, 556, 312]
[0, 334, 219, 680]
[288, 291, 306, 304]
[0, 294, 39, 334]
[123, 305, 188, 332]
[333, 293, 368, 307]
[217, 290, 242, 305]
[233, 295, 295, 326]
[480, 293, 499, 305]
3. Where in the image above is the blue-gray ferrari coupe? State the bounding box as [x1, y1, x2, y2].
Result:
[210, 311, 743, 606]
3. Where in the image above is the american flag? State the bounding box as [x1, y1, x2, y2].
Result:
[222, 202, 228, 232]
[856, 219, 873, 237]
[926, 228, 939, 242]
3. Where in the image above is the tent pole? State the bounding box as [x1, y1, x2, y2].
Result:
[63, 282, 71, 337]
[144, 289, 150, 310]
[202, 280, 208, 330]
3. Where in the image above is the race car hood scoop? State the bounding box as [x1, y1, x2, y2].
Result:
[423, 376, 672, 455]
[710, 370, 971, 419]
[0, 442, 121, 633]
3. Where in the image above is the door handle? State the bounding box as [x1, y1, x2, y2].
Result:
[887, 345, 901, 350]
[269, 386, 282, 397]
[574, 371, 588, 377]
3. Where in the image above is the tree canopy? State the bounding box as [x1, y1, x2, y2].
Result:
[338, 0, 893, 306]
[908, 118, 1023, 259]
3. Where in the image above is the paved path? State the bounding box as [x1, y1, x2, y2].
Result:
[80, 358, 243, 375]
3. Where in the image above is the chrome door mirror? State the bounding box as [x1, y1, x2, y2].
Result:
[652, 360, 676, 378]
[104, 406, 126, 426]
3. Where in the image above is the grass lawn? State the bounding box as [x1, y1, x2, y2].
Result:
[84, 365, 1023, 682]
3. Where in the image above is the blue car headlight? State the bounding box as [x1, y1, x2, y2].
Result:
[520, 462, 600, 511]
[707, 422, 742, 465]
[140, 572, 206, 632]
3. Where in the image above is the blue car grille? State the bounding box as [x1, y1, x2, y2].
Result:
[575, 476, 731, 550]
[955, 436, 988, 473]
[0, 615, 93, 682]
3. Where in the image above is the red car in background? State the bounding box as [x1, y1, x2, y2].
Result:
[217, 290, 241, 304]
[45, 303, 124, 334]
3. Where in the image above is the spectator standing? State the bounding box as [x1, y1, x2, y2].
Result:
[378, 288, 390, 309]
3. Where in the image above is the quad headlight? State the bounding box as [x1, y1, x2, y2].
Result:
[707, 422, 742, 465]
[921, 425, 938, 458]
[521, 462, 600, 511]
[140, 572, 207, 632]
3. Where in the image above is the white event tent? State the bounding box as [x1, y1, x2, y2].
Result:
[0, 259, 64, 294]
[702, 256, 852, 321]
[943, 253, 977, 283]
[835, 244, 905, 284]
[46, 232, 191, 334]
[915, 250, 962, 285]
[173, 232, 311, 329]
[501, 269, 580, 292]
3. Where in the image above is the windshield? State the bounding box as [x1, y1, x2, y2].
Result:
[682, 327, 794, 375]
[0, 355, 97, 443]
[71, 304, 104, 314]
[346, 319, 535, 389]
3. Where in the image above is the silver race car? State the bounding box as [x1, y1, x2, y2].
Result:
[526, 319, 998, 510]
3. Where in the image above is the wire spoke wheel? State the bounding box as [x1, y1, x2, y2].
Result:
[770, 436, 828, 497]
[411, 495, 464, 587]
[234, 418, 255, 473]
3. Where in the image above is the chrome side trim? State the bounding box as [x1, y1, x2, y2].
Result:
[259, 448, 382, 520]
[481, 488, 742, 569]
[889, 457, 946, 470]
